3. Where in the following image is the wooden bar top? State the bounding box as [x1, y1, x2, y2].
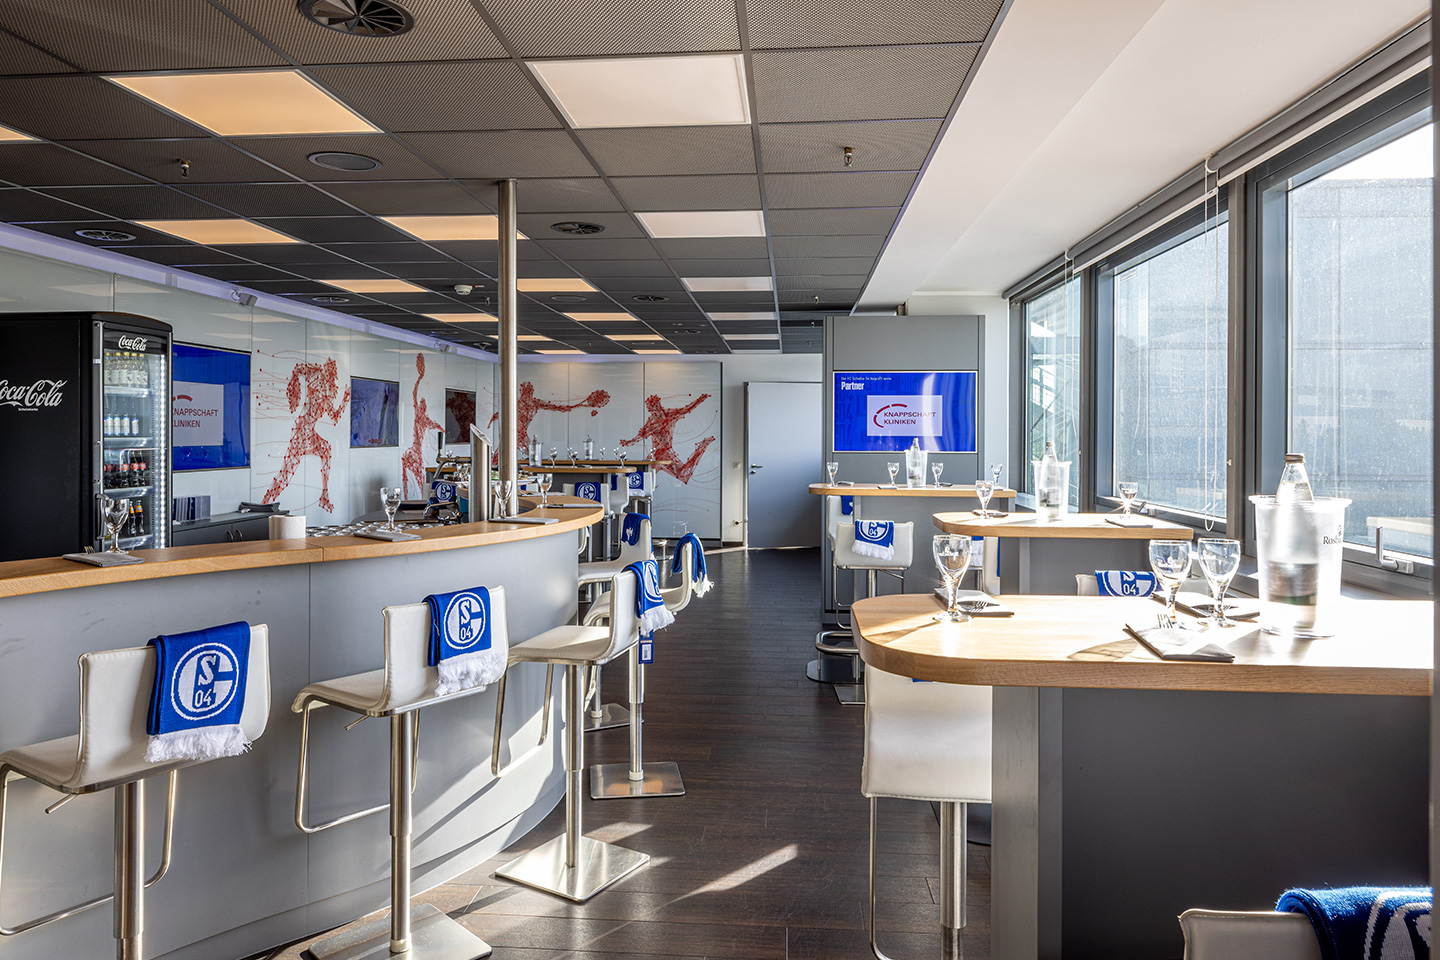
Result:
[809, 483, 1018, 498]
[933, 510, 1193, 539]
[0, 497, 601, 599]
[852, 593, 1433, 696]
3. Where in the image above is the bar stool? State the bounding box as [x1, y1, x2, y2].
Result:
[578, 514, 652, 732]
[863, 664, 991, 960]
[0, 625, 271, 960]
[292, 592, 509, 960]
[493, 569, 649, 902]
[809, 520, 914, 705]
[815, 493, 852, 646]
[580, 537, 701, 800]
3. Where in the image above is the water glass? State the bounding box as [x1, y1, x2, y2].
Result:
[975, 480, 995, 517]
[886, 462, 899, 486]
[932, 534, 974, 623]
[990, 463, 1003, 486]
[931, 462, 944, 486]
[826, 461, 839, 485]
[538, 473, 553, 505]
[1148, 540, 1192, 626]
[104, 496, 131, 553]
[1118, 481, 1139, 517]
[381, 486, 402, 531]
[1197, 538, 1242, 626]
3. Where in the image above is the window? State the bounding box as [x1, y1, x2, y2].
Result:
[1284, 122, 1434, 558]
[1108, 217, 1229, 519]
[1022, 277, 1081, 506]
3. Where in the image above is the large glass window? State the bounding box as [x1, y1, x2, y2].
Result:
[1285, 122, 1433, 558]
[1022, 278, 1081, 506]
[1110, 219, 1229, 518]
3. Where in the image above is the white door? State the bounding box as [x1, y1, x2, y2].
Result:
[745, 381, 821, 548]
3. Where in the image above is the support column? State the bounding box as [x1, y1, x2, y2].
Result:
[114, 780, 144, 960]
[497, 178, 519, 516]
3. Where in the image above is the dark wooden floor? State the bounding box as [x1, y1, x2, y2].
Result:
[261, 548, 991, 959]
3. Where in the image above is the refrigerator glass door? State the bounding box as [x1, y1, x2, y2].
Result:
[101, 329, 168, 550]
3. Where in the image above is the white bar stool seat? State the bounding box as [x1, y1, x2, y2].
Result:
[863, 664, 991, 960]
[0, 625, 271, 960]
[578, 514, 651, 586]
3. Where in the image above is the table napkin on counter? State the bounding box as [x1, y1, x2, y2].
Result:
[931, 588, 1014, 617]
[1124, 624, 1235, 662]
[1169, 591, 1261, 621]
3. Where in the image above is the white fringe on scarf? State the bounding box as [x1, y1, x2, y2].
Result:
[145, 724, 250, 763]
[850, 540, 895, 561]
[639, 604, 675, 635]
[436, 646, 506, 697]
[692, 577, 714, 598]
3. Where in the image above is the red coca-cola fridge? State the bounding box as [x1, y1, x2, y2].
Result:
[0, 312, 172, 562]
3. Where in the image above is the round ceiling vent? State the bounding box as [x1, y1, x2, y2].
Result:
[308, 151, 383, 172]
[311, 295, 352, 304]
[549, 295, 588, 303]
[75, 228, 135, 242]
[632, 294, 668, 302]
[550, 221, 605, 235]
[298, 0, 414, 37]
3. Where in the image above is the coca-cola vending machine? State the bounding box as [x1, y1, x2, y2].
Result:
[0, 312, 172, 562]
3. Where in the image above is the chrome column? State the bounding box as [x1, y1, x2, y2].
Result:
[939, 800, 967, 960]
[114, 780, 144, 960]
[564, 664, 583, 867]
[497, 178, 519, 517]
[390, 713, 413, 953]
[628, 652, 644, 781]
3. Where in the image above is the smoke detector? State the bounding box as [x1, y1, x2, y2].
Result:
[298, 0, 414, 37]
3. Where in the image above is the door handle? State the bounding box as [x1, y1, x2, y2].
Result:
[749, 463, 763, 475]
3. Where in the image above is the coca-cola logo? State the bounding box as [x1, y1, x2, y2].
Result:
[118, 335, 148, 351]
[0, 378, 66, 411]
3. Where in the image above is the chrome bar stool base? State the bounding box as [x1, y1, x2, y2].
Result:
[307, 904, 489, 960]
[584, 701, 631, 732]
[495, 834, 648, 903]
[805, 656, 861, 685]
[589, 760, 685, 799]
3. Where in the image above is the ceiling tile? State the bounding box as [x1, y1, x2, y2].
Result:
[670, 258, 773, 276]
[747, 0, 1001, 48]
[758, 120, 941, 173]
[399, 130, 595, 178]
[775, 256, 876, 276]
[42, 184, 224, 220]
[541, 237, 658, 260]
[769, 207, 899, 236]
[777, 274, 868, 290]
[653, 237, 769, 259]
[482, 0, 740, 57]
[0, 76, 202, 140]
[257, 217, 412, 244]
[221, 0, 508, 65]
[611, 175, 760, 211]
[59, 137, 285, 184]
[577, 126, 756, 177]
[212, 243, 350, 265]
[15, 218, 192, 246]
[461, 177, 623, 212]
[518, 211, 644, 239]
[560, 258, 673, 277]
[183, 263, 296, 282]
[232, 135, 442, 182]
[105, 245, 247, 265]
[433, 240, 556, 262]
[591, 277, 686, 293]
[318, 241, 455, 262]
[773, 234, 886, 258]
[177, 182, 360, 218]
[242, 279, 349, 294]
[389, 261, 492, 279]
[765, 171, 916, 208]
[0, 143, 147, 187]
[752, 45, 978, 122]
[0, 188, 103, 221]
[314, 62, 559, 132]
[323, 180, 489, 216]
[286, 262, 391, 281]
[0, 31, 77, 75]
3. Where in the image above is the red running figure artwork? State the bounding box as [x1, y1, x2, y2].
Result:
[621, 393, 716, 484]
[402, 353, 444, 498]
[262, 356, 350, 512]
[488, 381, 611, 452]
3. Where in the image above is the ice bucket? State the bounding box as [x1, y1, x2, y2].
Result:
[1032, 458, 1071, 520]
[905, 444, 928, 487]
[1249, 495, 1350, 637]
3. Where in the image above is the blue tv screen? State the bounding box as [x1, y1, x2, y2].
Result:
[350, 377, 400, 448]
[173, 343, 250, 471]
[832, 371, 977, 453]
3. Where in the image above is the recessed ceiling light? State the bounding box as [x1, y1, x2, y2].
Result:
[380, 215, 528, 241]
[636, 210, 765, 238]
[529, 54, 750, 129]
[722, 333, 779, 340]
[0, 124, 35, 142]
[634, 349, 681, 354]
[606, 333, 665, 341]
[109, 70, 378, 137]
[708, 311, 777, 321]
[328, 279, 425, 293]
[683, 276, 772, 292]
[565, 311, 634, 322]
[518, 335, 551, 341]
[136, 219, 301, 244]
[426, 312, 494, 322]
[518, 278, 596, 292]
[299, 0, 415, 37]
[536, 349, 585, 354]
[308, 151, 383, 171]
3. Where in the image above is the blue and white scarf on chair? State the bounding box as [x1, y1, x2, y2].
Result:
[621, 512, 648, 547]
[841, 495, 854, 516]
[670, 532, 713, 597]
[574, 481, 602, 503]
[625, 559, 674, 663]
[852, 520, 895, 561]
[627, 470, 648, 495]
[1094, 570, 1157, 597]
[424, 586, 504, 696]
[1276, 886, 1431, 960]
[145, 620, 252, 763]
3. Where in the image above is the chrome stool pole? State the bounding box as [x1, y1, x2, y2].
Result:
[589, 646, 684, 799]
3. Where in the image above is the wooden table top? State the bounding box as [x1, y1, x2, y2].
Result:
[852, 593, 1433, 696]
[0, 496, 601, 599]
[809, 483, 1018, 498]
[933, 510, 1193, 539]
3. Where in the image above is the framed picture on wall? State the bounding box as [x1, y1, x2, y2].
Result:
[445, 388, 476, 444]
[172, 342, 250, 470]
[350, 377, 400, 448]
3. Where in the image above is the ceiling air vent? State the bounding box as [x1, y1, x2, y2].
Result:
[309, 151, 382, 171]
[311, 295, 352, 304]
[299, 0, 414, 37]
[76, 228, 135, 242]
[550, 221, 605, 235]
[549, 295, 587, 303]
[632, 295, 668, 302]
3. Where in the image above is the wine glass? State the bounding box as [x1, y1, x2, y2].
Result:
[990, 463, 1003, 486]
[932, 535, 974, 623]
[886, 462, 899, 487]
[549, 446, 558, 466]
[826, 461, 839, 485]
[568, 448, 579, 466]
[1118, 481, 1139, 517]
[381, 486, 402, 532]
[104, 496, 131, 554]
[932, 462, 944, 486]
[975, 480, 995, 517]
[538, 473, 553, 505]
[1148, 540, 1192, 627]
[600, 446, 608, 461]
[1197, 538, 1242, 627]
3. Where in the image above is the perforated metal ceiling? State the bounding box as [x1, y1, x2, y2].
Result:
[0, 0, 1007, 354]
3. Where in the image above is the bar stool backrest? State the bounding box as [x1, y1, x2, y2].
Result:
[608, 481, 630, 515]
[617, 514, 652, 565]
[599, 569, 642, 662]
[381, 588, 510, 704]
[71, 625, 271, 791]
[862, 664, 990, 803]
[834, 521, 913, 570]
[824, 496, 843, 547]
[660, 539, 695, 614]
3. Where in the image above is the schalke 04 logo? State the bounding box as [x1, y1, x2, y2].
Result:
[170, 642, 241, 721]
[443, 592, 486, 649]
[642, 563, 663, 603]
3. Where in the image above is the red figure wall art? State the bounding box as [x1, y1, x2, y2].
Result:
[262, 356, 350, 512]
[621, 393, 716, 484]
[487, 381, 611, 453]
[402, 353, 444, 498]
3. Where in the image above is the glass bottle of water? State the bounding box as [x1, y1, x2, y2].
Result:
[1275, 453, 1314, 503]
[1267, 452, 1319, 627]
[1036, 441, 1064, 519]
[584, 434, 594, 460]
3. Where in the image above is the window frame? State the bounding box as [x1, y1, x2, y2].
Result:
[1013, 273, 1083, 507]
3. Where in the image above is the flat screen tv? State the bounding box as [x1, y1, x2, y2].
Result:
[350, 377, 399, 448]
[173, 342, 250, 470]
[445, 388, 476, 444]
[832, 370, 977, 453]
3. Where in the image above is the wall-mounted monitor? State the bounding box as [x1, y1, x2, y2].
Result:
[445, 388, 476, 444]
[350, 377, 399, 448]
[832, 370, 977, 453]
[173, 342, 250, 470]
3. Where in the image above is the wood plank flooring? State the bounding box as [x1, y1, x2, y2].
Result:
[255, 547, 991, 960]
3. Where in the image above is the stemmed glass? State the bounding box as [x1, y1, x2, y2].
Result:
[1197, 538, 1242, 627]
[568, 449, 579, 466]
[1118, 482, 1140, 517]
[932, 534, 974, 623]
[1149, 540, 1192, 627]
[931, 462, 944, 486]
[381, 486, 402, 532]
[538, 473, 553, 505]
[826, 461, 839, 485]
[549, 447, 558, 466]
[886, 462, 899, 487]
[104, 496, 131, 554]
[975, 480, 995, 517]
[990, 463, 1003, 486]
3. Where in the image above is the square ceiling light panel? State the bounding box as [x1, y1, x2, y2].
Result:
[381, 215, 528, 241]
[536, 349, 584, 354]
[636, 210, 765, 238]
[518, 335, 552, 341]
[709, 311, 778, 321]
[606, 333, 665, 341]
[530, 54, 750, 129]
[565, 311, 634, 322]
[683, 276, 772, 292]
[0, 124, 34, 142]
[330, 279, 426, 293]
[427, 312, 495, 322]
[109, 71, 377, 137]
[517, 278, 596, 292]
[634, 349, 681, 354]
[723, 333, 779, 340]
[137, 219, 300, 244]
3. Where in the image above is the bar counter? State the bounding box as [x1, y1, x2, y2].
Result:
[0, 498, 601, 960]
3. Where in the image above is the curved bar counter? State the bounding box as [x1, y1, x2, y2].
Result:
[0, 498, 602, 960]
